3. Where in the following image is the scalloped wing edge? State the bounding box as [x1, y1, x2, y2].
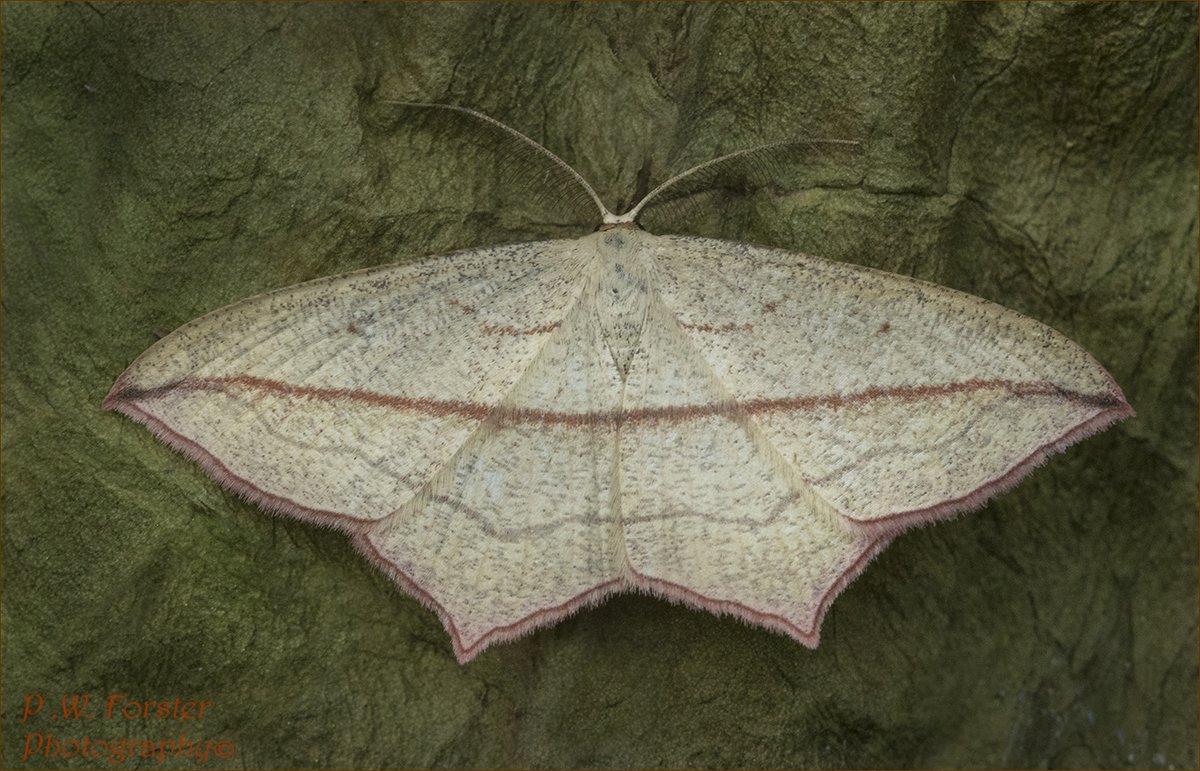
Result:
[103, 382, 1132, 663]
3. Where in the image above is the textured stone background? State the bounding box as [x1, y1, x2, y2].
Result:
[4, 3, 1196, 768]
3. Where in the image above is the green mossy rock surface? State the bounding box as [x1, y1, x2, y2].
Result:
[4, 3, 1195, 768]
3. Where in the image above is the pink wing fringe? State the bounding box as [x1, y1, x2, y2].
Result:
[103, 376, 1133, 664]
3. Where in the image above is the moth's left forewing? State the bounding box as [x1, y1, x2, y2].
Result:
[104, 240, 588, 527]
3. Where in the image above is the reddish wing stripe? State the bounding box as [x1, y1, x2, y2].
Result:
[112, 375, 1124, 427]
[113, 375, 492, 421]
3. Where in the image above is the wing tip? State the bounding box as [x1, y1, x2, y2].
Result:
[104, 393, 370, 533]
[102, 372, 133, 411]
[846, 395, 1135, 536]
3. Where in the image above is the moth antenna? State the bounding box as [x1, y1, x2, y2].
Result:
[621, 136, 862, 224]
[378, 101, 617, 224]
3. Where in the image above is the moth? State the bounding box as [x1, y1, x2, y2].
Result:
[106, 104, 1132, 662]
